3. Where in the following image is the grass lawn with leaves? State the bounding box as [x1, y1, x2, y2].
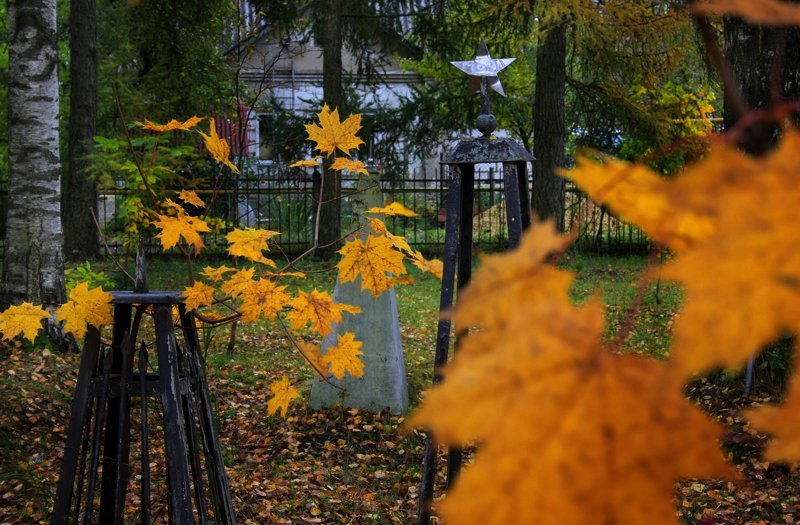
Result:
[0, 252, 797, 523]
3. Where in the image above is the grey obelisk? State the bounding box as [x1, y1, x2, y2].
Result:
[309, 166, 409, 414]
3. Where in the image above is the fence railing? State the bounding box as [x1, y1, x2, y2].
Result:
[93, 164, 649, 257]
[0, 165, 650, 258]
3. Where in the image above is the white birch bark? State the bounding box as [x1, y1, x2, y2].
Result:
[3, 0, 66, 306]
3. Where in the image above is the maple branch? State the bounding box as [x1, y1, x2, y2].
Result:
[276, 226, 360, 274]
[191, 309, 240, 327]
[723, 101, 800, 145]
[112, 83, 160, 209]
[90, 207, 135, 283]
[277, 314, 343, 390]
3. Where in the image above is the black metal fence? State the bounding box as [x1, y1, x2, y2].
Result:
[94, 164, 649, 257]
[0, 165, 649, 258]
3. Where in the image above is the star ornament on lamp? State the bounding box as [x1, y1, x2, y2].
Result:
[451, 40, 516, 136]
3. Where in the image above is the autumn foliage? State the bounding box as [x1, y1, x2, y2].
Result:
[0, 105, 441, 419]
[410, 119, 800, 525]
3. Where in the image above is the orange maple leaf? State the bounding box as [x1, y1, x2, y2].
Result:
[152, 202, 211, 255]
[220, 267, 255, 299]
[0, 302, 50, 343]
[323, 332, 364, 380]
[366, 202, 418, 217]
[693, 0, 800, 27]
[57, 283, 114, 340]
[226, 228, 280, 267]
[568, 132, 800, 374]
[286, 289, 361, 337]
[411, 256, 443, 279]
[201, 265, 235, 282]
[238, 278, 290, 322]
[330, 157, 369, 175]
[410, 225, 739, 525]
[267, 376, 300, 416]
[367, 217, 414, 255]
[182, 281, 216, 312]
[199, 118, 240, 173]
[296, 341, 328, 377]
[304, 104, 364, 157]
[133, 116, 204, 132]
[289, 157, 322, 168]
[337, 234, 407, 297]
[178, 189, 205, 208]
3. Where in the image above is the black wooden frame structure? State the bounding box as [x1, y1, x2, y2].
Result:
[51, 291, 236, 524]
[416, 136, 533, 525]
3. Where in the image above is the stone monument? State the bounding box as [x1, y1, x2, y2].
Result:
[309, 164, 409, 414]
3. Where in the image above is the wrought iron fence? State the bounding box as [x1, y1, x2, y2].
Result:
[0, 165, 649, 258]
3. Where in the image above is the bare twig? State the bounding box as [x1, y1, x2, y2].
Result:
[90, 207, 135, 283]
[277, 314, 343, 390]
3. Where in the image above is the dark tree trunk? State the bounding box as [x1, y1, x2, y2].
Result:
[724, 17, 800, 154]
[317, 0, 343, 260]
[64, 0, 99, 259]
[532, 24, 567, 232]
[3, 0, 66, 307]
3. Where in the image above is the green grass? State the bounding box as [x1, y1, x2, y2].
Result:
[83, 249, 681, 398]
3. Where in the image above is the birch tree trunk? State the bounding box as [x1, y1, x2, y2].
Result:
[3, 0, 66, 307]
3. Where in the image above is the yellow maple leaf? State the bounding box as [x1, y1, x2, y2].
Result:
[367, 217, 414, 255]
[366, 202, 418, 217]
[199, 118, 240, 173]
[297, 341, 328, 376]
[152, 203, 211, 255]
[693, 0, 800, 27]
[0, 302, 50, 343]
[267, 376, 300, 417]
[220, 267, 255, 299]
[56, 283, 114, 340]
[134, 116, 204, 132]
[238, 278, 290, 322]
[410, 224, 738, 525]
[323, 332, 364, 380]
[304, 104, 364, 157]
[178, 189, 205, 207]
[289, 157, 322, 168]
[330, 157, 369, 175]
[226, 228, 280, 267]
[201, 265, 235, 282]
[337, 234, 407, 297]
[182, 281, 216, 312]
[570, 132, 800, 374]
[564, 155, 717, 250]
[286, 289, 361, 337]
[412, 256, 443, 279]
[747, 356, 800, 462]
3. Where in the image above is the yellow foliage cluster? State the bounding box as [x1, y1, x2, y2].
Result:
[0, 106, 441, 419]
